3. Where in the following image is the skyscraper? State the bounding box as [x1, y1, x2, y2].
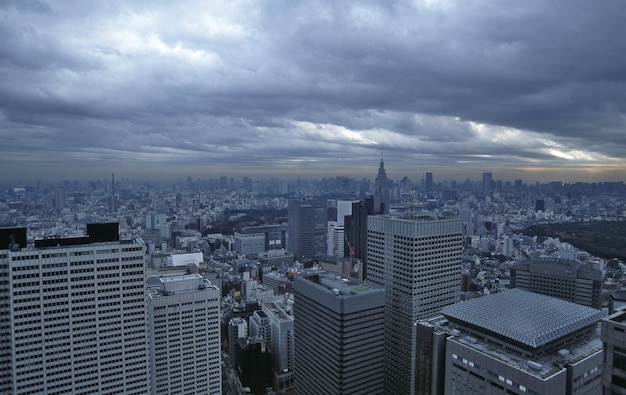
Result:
[54, 185, 65, 210]
[425, 172, 433, 191]
[344, 195, 384, 280]
[293, 272, 386, 395]
[287, 199, 327, 260]
[147, 274, 221, 395]
[262, 301, 295, 391]
[0, 224, 149, 395]
[366, 215, 463, 395]
[374, 158, 390, 214]
[482, 172, 493, 193]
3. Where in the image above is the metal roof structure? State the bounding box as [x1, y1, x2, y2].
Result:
[442, 289, 606, 348]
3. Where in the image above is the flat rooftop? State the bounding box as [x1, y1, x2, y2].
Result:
[314, 271, 380, 296]
[442, 289, 606, 348]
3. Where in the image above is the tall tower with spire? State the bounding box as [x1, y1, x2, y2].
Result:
[374, 156, 390, 214]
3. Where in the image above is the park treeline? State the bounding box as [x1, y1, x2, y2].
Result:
[523, 221, 626, 263]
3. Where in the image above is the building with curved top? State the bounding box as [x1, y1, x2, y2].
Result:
[510, 258, 602, 309]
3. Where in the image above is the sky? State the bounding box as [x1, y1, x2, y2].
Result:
[1, 0, 626, 184]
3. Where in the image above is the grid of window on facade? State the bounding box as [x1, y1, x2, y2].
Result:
[5, 242, 149, 395]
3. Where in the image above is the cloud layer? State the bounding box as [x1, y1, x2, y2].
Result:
[1, 0, 625, 182]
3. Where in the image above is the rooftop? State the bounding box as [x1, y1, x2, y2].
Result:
[314, 271, 380, 296]
[442, 289, 606, 348]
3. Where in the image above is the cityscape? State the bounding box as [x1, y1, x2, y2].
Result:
[1, 160, 626, 394]
[2, 1, 626, 394]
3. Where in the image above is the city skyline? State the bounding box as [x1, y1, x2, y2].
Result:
[1, 1, 626, 182]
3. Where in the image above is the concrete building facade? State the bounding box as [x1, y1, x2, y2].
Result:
[293, 272, 386, 395]
[0, 225, 149, 395]
[147, 274, 221, 395]
[601, 307, 626, 394]
[366, 215, 463, 395]
[263, 301, 295, 391]
[287, 199, 327, 260]
[416, 289, 605, 395]
[510, 258, 603, 309]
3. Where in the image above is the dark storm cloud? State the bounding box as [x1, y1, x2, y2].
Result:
[1, 0, 625, 182]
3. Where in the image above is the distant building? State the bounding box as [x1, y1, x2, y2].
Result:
[419, 289, 606, 395]
[0, 224, 149, 395]
[344, 195, 384, 279]
[287, 199, 327, 260]
[482, 172, 493, 193]
[146, 213, 168, 239]
[366, 215, 463, 395]
[54, 185, 65, 210]
[510, 258, 603, 309]
[240, 224, 288, 251]
[374, 158, 390, 214]
[601, 307, 626, 393]
[293, 272, 386, 395]
[425, 172, 433, 190]
[234, 231, 266, 256]
[147, 274, 221, 395]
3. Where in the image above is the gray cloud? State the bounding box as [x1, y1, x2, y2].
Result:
[1, 0, 625, 182]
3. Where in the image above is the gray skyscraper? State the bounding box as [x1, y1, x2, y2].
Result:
[0, 224, 149, 395]
[425, 172, 433, 191]
[374, 158, 390, 214]
[366, 215, 463, 395]
[293, 272, 386, 395]
[287, 199, 327, 260]
[482, 172, 493, 193]
[54, 185, 65, 210]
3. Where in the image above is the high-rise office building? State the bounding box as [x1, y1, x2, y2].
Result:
[344, 195, 384, 280]
[510, 258, 603, 309]
[262, 301, 295, 391]
[374, 158, 390, 214]
[366, 215, 463, 395]
[425, 172, 433, 190]
[482, 172, 493, 193]
[287, 199, 327, 260]
[0, 224, 149, 395]
[293, 272, 386, 395]
[147, 274, 221, 395]
[54, 185, 65, 210]
[336, 200, 358, 227]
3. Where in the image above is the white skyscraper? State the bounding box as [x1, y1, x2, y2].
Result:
[262, 301, 295, 391]
[147, 274, 221, 394]
[0, 225, 149, 395]
[366, 216, 463, 395]
[336, 199, 358, 227]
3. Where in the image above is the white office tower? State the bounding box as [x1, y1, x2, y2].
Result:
[336, 199, 358, 227]
[0, 225, 148, 395]
[366, 216, 463, 395]
[262, 301, 295, 391]
[147, 274, 221, 395]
